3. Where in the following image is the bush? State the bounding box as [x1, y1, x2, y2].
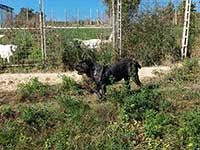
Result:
[13, 30, 38, 64]
[94, 122, 137, 149]
[106, 83, 130, 104]
[123, 7, 178, 66]
[182, 57, 199, 72]
[62, 40, 96, 70]
[17, 78, 49, 102]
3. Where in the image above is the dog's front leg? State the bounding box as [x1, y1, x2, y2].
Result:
[95, 84, 104, 101]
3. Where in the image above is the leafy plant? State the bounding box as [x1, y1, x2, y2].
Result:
[62, 40, 96, 70]
[17, 77, 49, 102]
[19, 106, 50, 130]
[122, 88, 165, 121]
[57, 95, 90, 120]
[178, 108, 200, 149]
[61, 76, 81, 95]
[144, 110, 172, 138]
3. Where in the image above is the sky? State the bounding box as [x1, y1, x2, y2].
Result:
[1, 0, 200, 21]
[1, 0, 107, 21]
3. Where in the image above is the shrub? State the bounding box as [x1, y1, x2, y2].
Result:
[106, 83, 130, 104]
[182, 57, 199, 72]
[62, 40, 96, 70]
[13, 30, 36, 64]
[0, 106, 18, 121]
[17, 78, 49, 102]
[123, 8, 178, 66]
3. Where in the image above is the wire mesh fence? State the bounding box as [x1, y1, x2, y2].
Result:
[0, 0, 199, 67]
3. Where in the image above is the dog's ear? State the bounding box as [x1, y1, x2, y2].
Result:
[85, 58, 94, 67]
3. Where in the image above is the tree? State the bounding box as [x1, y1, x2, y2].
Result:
[103, 0, 141, 24]
[14, 8, 40, 28]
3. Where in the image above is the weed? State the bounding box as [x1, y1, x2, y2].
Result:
[144, 110, 172, 138]
[122, 88, 161, 121]
[57, 94, 90, 120]
[17, 77, 49, 102]
[178, 108, 200, 149]
[60, 75, 82, 95]
[19, 106, 50, 130]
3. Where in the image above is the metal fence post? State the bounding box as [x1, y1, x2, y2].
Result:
[39, 0, 47, 64]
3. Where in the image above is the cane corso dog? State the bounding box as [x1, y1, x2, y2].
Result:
[75, 58, 142, 99]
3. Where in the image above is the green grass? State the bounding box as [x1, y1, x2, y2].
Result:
[0, 28, 111, 68]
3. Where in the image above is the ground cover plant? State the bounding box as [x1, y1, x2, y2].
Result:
[0, 58, 200, 149]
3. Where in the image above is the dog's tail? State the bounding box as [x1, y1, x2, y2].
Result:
[131, 59, 143, 87]
[135, 61, 141, 69]
[132, 59, 141, 69]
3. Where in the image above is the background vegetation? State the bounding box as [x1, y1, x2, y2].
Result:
[0, 0, 200, 69]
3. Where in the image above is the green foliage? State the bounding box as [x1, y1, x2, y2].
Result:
[13, 30, 40, 64]
[0, 106, 12, 118]
[17, 77, 49, 102]
[96, 45, 113, 65]
[93, 122, 137, 150]
[165, 58, 199, 84]
[106, 83, 130, 104]
[144, 110, 172, 138]
[19, 106, 50, 130]
[125, 8, 178, 65]
[178, 108, 200, 149]
[122, 88, 162, 121]
[0, 119, 21, 149]
[57, 95, 90, 120]
[60, 76, 81, 95]
[183, 57, 199, 72]
[62, 39, 96, 70]
[1, 54, 200, 149]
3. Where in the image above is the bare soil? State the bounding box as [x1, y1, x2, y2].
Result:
[0, 66, 171, 92]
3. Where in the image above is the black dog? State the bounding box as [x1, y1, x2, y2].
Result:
[75, 58, 142, 99]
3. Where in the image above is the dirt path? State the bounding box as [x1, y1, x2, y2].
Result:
[0, 66, 171, 92]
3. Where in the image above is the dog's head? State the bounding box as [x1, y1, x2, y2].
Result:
[75, 59, 94, 76]
[10, 44, 18, 52]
